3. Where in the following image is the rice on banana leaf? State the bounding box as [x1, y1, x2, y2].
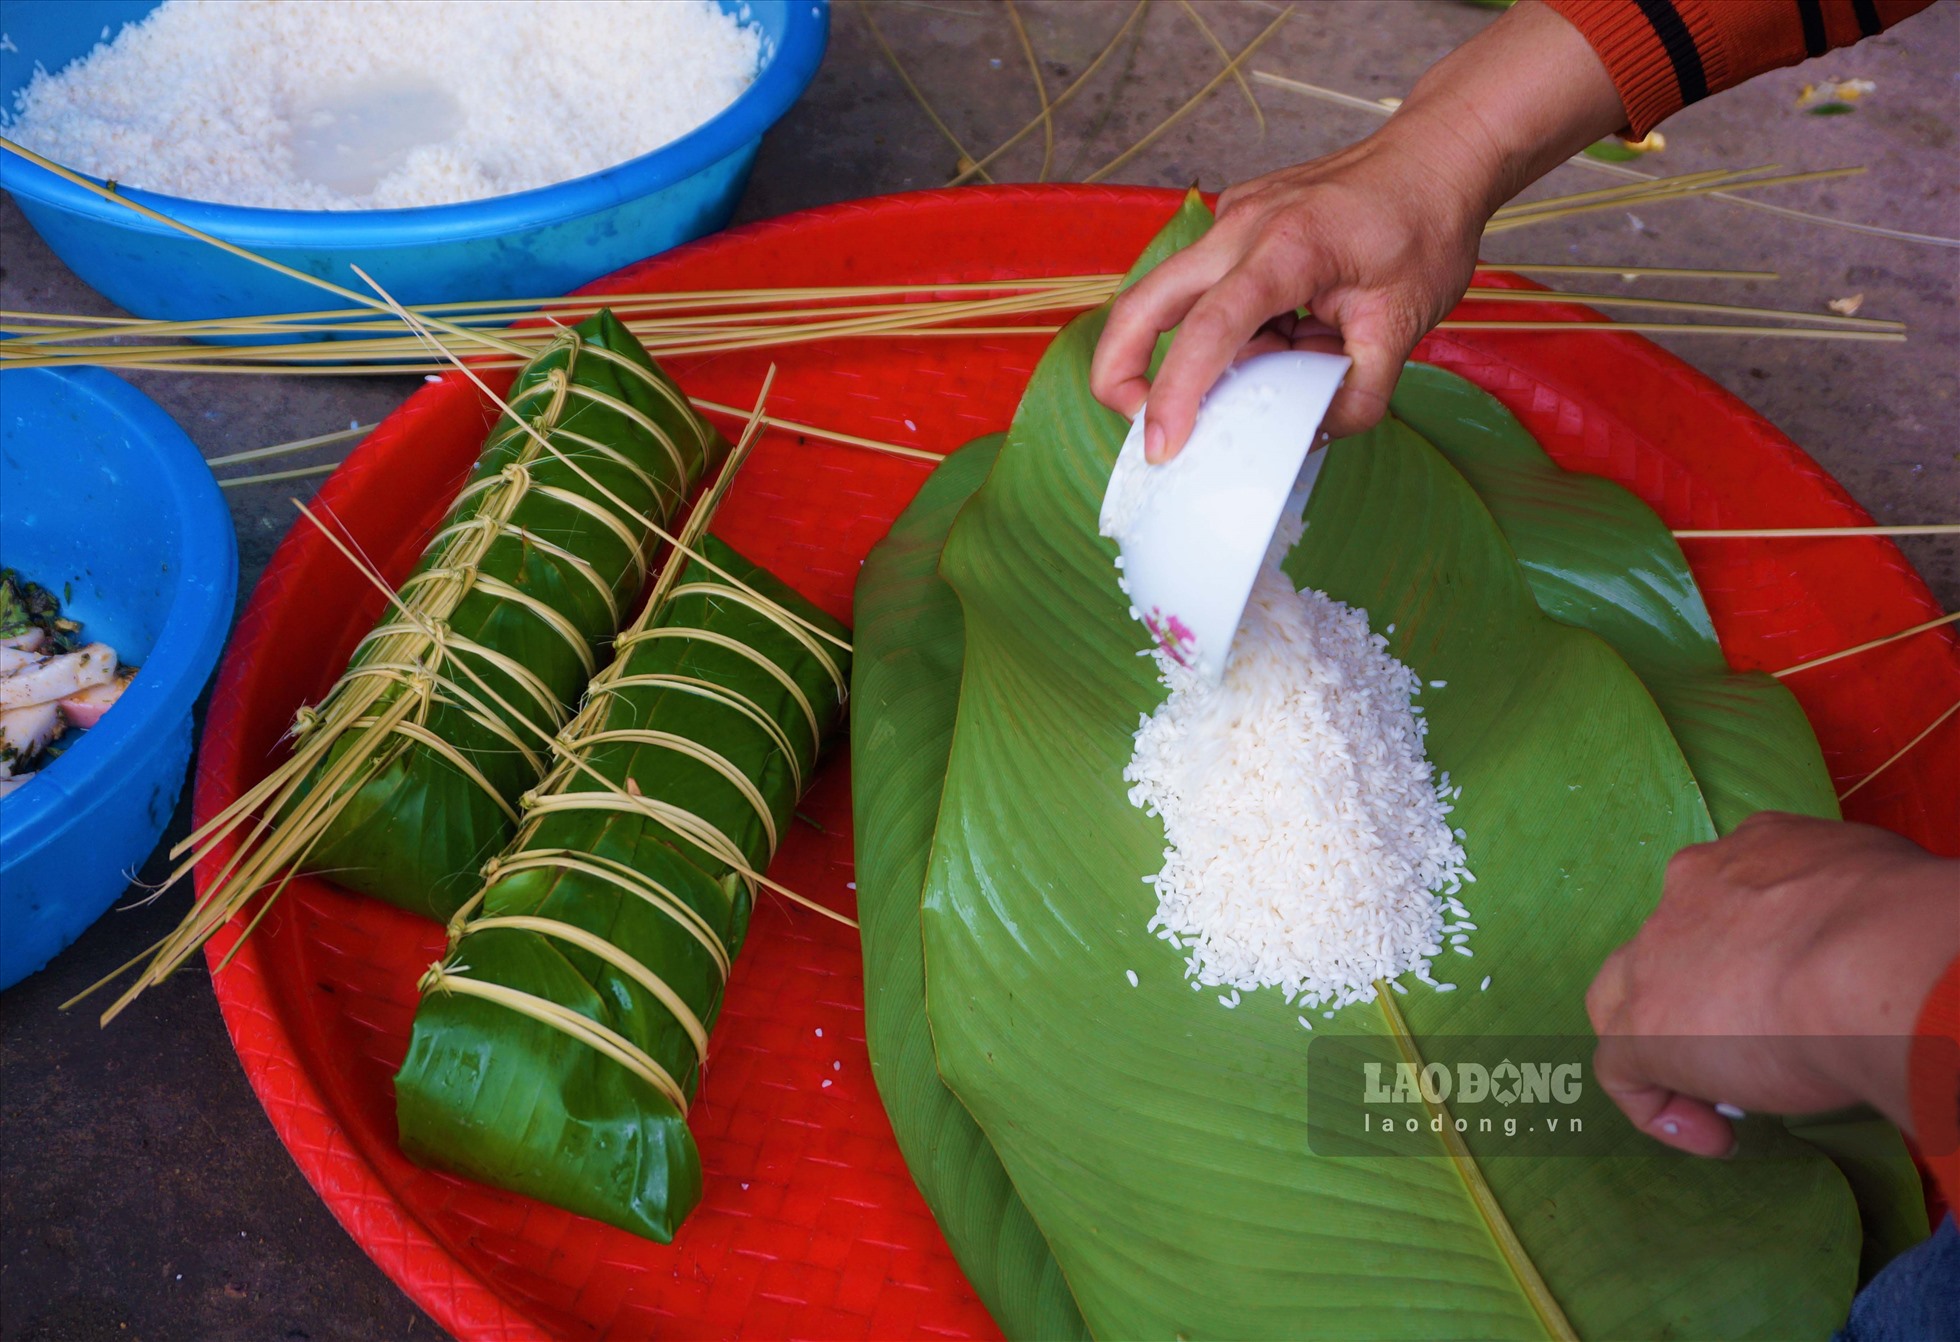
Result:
[395, 535, 849, 1243]
[286, 309, 724, 919]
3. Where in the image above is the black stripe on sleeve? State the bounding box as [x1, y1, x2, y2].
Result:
[1632, 0, 1711, 104]
[1851, 0, 1884, 37]
[1797, 0, 1829, 56]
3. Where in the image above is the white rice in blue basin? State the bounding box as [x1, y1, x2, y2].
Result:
[3, 0, 762, 209]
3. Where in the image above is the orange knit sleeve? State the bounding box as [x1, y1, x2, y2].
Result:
[1912, 954, 1960, 1217]
[1541, 0, 1940, 136]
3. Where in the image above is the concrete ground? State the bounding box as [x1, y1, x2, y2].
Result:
[2, 2, 1954, 1337]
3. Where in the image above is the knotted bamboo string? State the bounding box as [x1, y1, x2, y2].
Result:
[361, 282, 857, 929]
[423, 371, 853, 1112]
[82, 336, 695, 1020]
[415, 963, 694, 1115]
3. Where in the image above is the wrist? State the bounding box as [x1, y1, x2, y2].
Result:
[1782, 850, 1960, 1132]
[1391, 0, 1626, 222]
[1362, 101, 1504, 242]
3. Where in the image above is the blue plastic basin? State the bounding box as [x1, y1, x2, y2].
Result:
[0, 1, 827, 319]
[0, 367, 237, 989]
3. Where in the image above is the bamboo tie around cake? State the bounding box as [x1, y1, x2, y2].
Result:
[98, 310, 725, 1020]
[398, 525, 851, 1243]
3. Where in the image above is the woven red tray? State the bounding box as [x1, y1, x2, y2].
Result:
[195, 185, 1960, 1340]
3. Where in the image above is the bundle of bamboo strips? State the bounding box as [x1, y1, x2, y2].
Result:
[0, 272, 1905, 377]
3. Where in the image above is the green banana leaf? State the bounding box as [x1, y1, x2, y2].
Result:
[299, 311, 725, 919]
[854, 434, 1089, 1342]
[1386, 363, 1841, 834]
[857, 409, 1926, 1335]
[1386, 365, 1925, 1281]
[858, 399, 1921, 1335]
[395, 536, 849, 1242]
[909, 198, 1864, 1339]
[848, 206, 1214, 1338]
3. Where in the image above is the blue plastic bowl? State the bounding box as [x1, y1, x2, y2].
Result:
[0, 1, 827, 320]
[0, 367, 237, 989]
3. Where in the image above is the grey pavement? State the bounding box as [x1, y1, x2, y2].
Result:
[3, 2, 1955, 1338]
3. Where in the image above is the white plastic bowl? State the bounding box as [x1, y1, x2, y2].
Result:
[1099, 350, 1351, 682]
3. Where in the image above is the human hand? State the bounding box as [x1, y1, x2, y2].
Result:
[1586, 812, 1959, 1158]
[1089, 131, 1486, 461]
[1089, 0, 1625, 463]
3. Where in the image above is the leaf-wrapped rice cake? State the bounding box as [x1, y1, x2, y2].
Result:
[288, 309, 725, 919]
[396, 535, 850, 1243]
[96, 310, 728, 1023]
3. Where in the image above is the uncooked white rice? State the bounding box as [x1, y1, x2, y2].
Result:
[4, 1, 761, 209]
[1124, 517, 1472, 1013]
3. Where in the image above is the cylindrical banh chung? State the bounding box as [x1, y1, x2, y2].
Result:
[396, 536, 850, 1243]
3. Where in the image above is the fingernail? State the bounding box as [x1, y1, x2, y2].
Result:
[1145, 421, 1167, 464]
[1660, 1120, 1679, 1136]
[1713, 1102, 1746, 1120]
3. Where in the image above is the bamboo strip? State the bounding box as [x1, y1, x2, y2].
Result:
[1838, 700, 1960, 803]
[418, 966, 693, 1114]
[0, 276, 1117, 343]
[0, 285, 1112, 361]
[949, 0, 1150, 187]
[12, 271, 1883, 375]
[1772, 612, 1960, 679]
[1493, 165, 1761, 219]
[861, 2, 993, 183]
[1483, 168, 1869, 234]
[0, 280, 1113, 346]
[1084, 7, 1292, 184]
[1177, 0, 1265, 133]
[218, 461, 339, 489]
[691, 402, 945, 463]
[3, 310, 1901, 388]
[1481, 263, 1779, 281]
[1459, 287, 1902, 331]
[0, 315, 1087, 369]
[1434, 321, 1902, 341]
[207, 422, 369, 467]
[1250, 69, 1960, 249]
[1004, 1, 1056, 182]
[13, 272, 1864, 365]
[0, 261, 1789, 350]
[1674, 525, 1960, 539]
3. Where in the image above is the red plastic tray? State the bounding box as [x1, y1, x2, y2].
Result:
[195, 185, 1960, 1341]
